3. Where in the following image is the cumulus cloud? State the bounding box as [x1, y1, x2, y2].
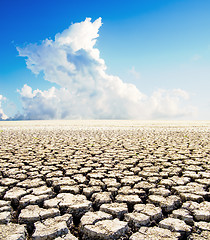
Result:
[0, 95, 8, 120]
[148, 89, 195, 119]
[129, 66, 141, 80]
[17, 18, 195, 120]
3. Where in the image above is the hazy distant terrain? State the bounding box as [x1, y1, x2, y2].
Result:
[1, 120, 210, 128]
[0, 121, 209, 239]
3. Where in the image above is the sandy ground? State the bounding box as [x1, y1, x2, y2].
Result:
[0, 120, 209, 239]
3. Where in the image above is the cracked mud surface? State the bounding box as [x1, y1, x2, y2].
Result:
[0, 120, 209, 239]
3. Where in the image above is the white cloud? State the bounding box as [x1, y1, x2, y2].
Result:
[192, 54, 202, 61]
[129, 66, 141, 79]
[0, 95, 8, 120]
[148, 89, 196, 119]
[16, 18, 195, 120]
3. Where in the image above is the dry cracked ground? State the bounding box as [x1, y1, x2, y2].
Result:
[0, 120, 209, 240]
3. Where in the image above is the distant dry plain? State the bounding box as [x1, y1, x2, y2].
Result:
[0, 120, 209, 239]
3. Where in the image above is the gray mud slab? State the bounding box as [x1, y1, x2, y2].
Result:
[171, 208, 194, 225]
[19, 205, 60, 223]
[55, 233, 79, 240]
[57, 193, 92, 217]
[100, 202, 128, 219]
[134, 203, 162, 221]
[0, 120, 209, 239]
[188, 231, 210, 240]
[32, 214, 73, 240]
[0, 210, 11, 223]
[0, 223, 27, 239]
[124, 212, 150, 230]
[80, 211, 113, 227]
[148, 195, 181, 213]
[159, 217, 192, 235]
[129, 226, 181, 240]
[82, 219, 129, 239]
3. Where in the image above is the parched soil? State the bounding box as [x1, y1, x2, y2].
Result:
[0, 120, 209, 239]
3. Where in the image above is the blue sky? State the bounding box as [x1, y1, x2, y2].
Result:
[0, 0, 210, 120]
